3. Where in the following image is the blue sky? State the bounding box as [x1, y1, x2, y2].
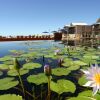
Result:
[0, 0, 100, 36]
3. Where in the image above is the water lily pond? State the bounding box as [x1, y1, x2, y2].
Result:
[0, 40, 100, 100]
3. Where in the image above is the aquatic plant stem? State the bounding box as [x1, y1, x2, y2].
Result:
[58, 94, 60, 100]
[17, 70, 25, 98]
[41, 85, 43, 100]
[47, 76, 51, 100]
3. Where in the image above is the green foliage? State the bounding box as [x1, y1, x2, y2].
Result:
[0, 71, 3, 76]
[52, 68, 70, 76]
[78, 75, 87, 86]
[73, 61, 87, 66]
[0, 64, 9, 69]
[67, 65, 80, 71]
[50, 79, 76, 94]
[0, 77, 19, 90]
[7, 69, 29, 76]
[0, 94, 22, 100]
[68, 90, 100, 100]
[23, 62, 41, 69]
[27, 73, 48, 85]
[0, 56, 12, 61]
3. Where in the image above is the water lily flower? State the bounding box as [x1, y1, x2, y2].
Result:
[54, 49, 60, 55]
[82, 64, 100, 96]
[44, 64, 51, 76]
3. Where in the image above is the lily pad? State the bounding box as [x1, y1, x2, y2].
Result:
[83, 55, 99, 60]
[78, 75, 87, 86]
[0, 94, 22, 100]
[3, 60, 13, 65]
[23, 62, 41, 69]
[67, 65, 80, 71]
[7, 69, 29, 76]
[79, 90, 100, 100]
[73, 61, 87, 66]
[68, 90, 100, 100]
[52, 68, 70, 76]
[0, 71, 3, 76]
[0, 56, 12, 61]
[0, 64, 9, 69]
[21, 52, 37, 58]
[62, 60, 74, 67]
[0, 77, 19, 90]
[27, 73, 48, 85]
[67, 96, 93, 100]
[50, 79, 76, 94]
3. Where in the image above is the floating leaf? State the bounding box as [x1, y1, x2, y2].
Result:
[23, 62, 41, 69]
[67, 96, 93, 100]
[0, 94, 22, 100]
[7, 69, 29, 76]
[0, 71, 3, 76]
[0, 56, 12, 61]
[73, 61, 87, 66]
[3, 60, 13, 65]
[62, 60, 74, 67]
[83, 55, 99, 60]
[0, 64, 9, 69]
[78, 75, 87, 86]
[50, 79, 76, 94]
[27, 73, 48, 85]
[9, 50, 24, 54]
[0, 77, 19, 90]
[21, 52, 37, 58]
[67, 65, 80, 71]
[52, 68, 70, 76]
[68, 90, 100, 100]
[79, 90, 100, 100]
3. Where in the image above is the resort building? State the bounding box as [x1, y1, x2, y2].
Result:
[61, 18, 100, 46]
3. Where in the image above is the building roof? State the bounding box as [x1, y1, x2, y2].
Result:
[96, 18, 100, 23]
[70, 23, 88, 26]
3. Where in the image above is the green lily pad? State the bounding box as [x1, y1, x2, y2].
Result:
[79, 90, 100, 100]
[9, 50, 24, 54]
[0, 56, 12, 61]
[73, 61, 87, 66]
[0, 94, 22, 100]
[0, 64, 9, 69]
[0, 77, 19, 90]
[52, 68, 70, 76]
[78, 75, 87, 86]
[50, 79, 76, 94]
[62, 60, 74, 67]
[27, 73, 48, 85]
[21, 52, 37, 58]
[67, 96, 93, 100]
[3, 60, 13, 65]
[23, 62, 41, 69]
[67, 65, 80, 71]
[7, 69, 29, 76]
[83, 55, 99, 60]
[68, 90, 100, 100]
[0, 71, 3, 76]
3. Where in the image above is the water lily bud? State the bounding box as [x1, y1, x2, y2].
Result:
[13, 58, 20, 71]
[58, 58, 63, 67]
[44, 64, 52, 76]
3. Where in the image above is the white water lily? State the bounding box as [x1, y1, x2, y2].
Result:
[82, 64, 100, 96]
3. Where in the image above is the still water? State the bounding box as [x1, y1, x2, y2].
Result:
[0, 40, 64, 57]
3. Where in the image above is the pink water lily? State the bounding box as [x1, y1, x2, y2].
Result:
[82, 64, 100, 96]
